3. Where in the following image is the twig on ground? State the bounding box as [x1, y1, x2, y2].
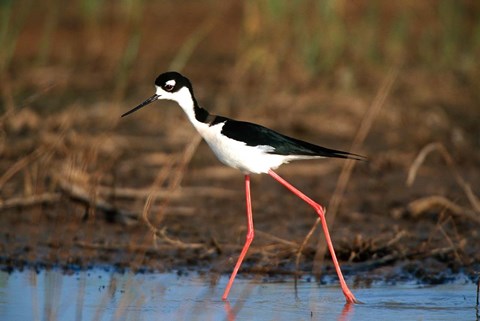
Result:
[407, 195, 480, 224]
[56, 176, 137, 225]
[406, 142, 480, 213]
[0, 193, 61, 211]
[75, 240, 203, 252]
[346, 246, 455, 273]
[157, 228, 205, 249]
[236, 228, 299, 248]
[385, 230, 408, 248]
[97, 185, 236, 200]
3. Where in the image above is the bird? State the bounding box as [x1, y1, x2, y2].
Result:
[122, 71, 365, 303]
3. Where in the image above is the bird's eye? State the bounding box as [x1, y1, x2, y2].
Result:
[164, 83, 174, 92]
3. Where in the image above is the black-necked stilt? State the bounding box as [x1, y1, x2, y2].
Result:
[122, 71, 365, 303]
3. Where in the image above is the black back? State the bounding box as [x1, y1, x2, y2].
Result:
[219, 119, 365, 160]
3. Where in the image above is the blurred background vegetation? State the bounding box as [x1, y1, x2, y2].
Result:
[1, 0, 479, 108]
[1, 0, 479, 169]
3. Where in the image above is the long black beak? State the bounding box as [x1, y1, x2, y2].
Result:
[121, 94, 160, 117]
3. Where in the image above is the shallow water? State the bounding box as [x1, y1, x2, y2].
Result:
[0, 269, 477, 321]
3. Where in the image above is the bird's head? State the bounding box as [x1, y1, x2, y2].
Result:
[121, 71, 194, 117]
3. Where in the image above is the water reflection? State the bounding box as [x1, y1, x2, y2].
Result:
[0, 269, 476, 321]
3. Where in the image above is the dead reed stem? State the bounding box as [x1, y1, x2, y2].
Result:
[437, 218, 463, 265]
[141, 134, 203, 247]
[0, 146, 45, 190]
[0, 73, 15, 114]
[476, 275, 479, 309]
[168, 3, 226, 72]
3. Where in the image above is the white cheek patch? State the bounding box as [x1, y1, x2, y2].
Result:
[155, 86, 164, 95]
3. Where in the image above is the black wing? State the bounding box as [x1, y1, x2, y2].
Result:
[217, 118, 366, 161]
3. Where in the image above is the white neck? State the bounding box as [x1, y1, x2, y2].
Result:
[159, 86, 208, 131]
[173, 87, 197, 120]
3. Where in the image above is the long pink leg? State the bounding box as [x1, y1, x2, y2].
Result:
[222, 175, 254, 301]
[268, 170, 358, 304]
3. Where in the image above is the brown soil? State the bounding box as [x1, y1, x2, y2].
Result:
[1, 2, 479, 285]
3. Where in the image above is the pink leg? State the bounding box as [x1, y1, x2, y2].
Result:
[268, 170, 358, 304]
[222, 175, 254, 301]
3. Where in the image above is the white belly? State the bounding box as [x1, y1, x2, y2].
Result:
[196, 122, 287, 174]
[207, 137, 288, 174]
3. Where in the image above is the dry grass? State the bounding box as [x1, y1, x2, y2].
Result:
[0, 1, 479, 294]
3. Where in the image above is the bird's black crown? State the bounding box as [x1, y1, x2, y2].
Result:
[155, 71, 193, 93]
